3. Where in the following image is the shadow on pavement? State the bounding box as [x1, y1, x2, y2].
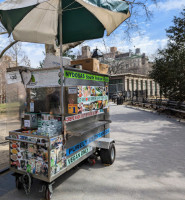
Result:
[111, 105, 185, 178]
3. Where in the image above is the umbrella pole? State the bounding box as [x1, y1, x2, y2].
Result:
[59, 0, 65, 139]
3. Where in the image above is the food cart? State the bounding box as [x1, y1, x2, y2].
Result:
[5, 66, 115, 200]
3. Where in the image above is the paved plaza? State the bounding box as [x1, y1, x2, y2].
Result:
[0, 104, 185, 200]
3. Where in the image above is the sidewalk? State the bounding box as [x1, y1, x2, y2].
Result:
[0, 143, 9, 171]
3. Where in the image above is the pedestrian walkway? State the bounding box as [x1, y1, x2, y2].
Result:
[0, 143, 9, 171]
[0, 104, 185, 200]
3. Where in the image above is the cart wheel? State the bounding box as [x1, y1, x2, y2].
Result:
[16, 177, 22, 190]
[45, 187, 52, 200]
[100, 143, 116, 165]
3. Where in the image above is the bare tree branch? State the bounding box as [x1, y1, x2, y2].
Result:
[120, 0, 159, 40]
[45, 41, 84, 55]
[62, 41, 84, 53]
[0, 31, 8, 35]
[0, 40, 18, 59]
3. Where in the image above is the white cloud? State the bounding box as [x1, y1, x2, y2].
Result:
[109, 35, 168, 60]
[0, 35, 45, 68]
[21, 42, 45, 67]
[128, 35, 167, 54]
[150, 0, 185, 11]
[72, 34, 168, 61]
[0, 32, 167, 66]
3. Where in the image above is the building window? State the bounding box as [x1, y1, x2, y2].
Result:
[136, 80, 138, 91]
[155, 82, 157, 96]
[140, 80, 143, 91]
[110, 79, 122, 84]
[127, 79, 129, 91]
[145, 80, 148, 97]
[145, 80, 148, 90]
[131, 80, 134, 91]
[150, 81, 153, 96]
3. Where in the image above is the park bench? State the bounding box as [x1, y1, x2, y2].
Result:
[164, 101, 185, 121]
[130, 98, 185, 121]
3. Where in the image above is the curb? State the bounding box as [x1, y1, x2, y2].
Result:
[0, 141, 8, 145]
[0, 166, 9, 175]
[125, 105, 185, 124]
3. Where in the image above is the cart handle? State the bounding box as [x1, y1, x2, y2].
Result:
[5, 136, 49, 147]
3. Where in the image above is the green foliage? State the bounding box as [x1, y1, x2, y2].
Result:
[38, 51, 45, 68]
[0, 102, 20, 113]
[150, 9, 185, 102]
[166, 10, 185, 46]
[63, 50, 76, 60]
[39, 60, 44, 68]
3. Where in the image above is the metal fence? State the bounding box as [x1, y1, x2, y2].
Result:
[109, 83, 124, 96]
[109, 83, 149, 99]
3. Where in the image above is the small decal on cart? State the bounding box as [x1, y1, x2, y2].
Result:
[65, 110, 101, 123]
[68, 104, 78, 114]
[67, 146, 92, 166]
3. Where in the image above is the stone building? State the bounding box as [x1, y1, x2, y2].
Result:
[103, 47, 153, 76]
[77, 46, 153, 76]
[77, 46, 91, 59]
[109, 73, 160, 101]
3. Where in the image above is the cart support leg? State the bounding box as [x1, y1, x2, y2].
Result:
[48, 182, 54, 194]
[45, 182, 55, 200]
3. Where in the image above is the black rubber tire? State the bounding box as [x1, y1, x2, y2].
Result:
[15, 177, 22, 190]
[100, 143, 116, 165]
[45, 187, 52, 200]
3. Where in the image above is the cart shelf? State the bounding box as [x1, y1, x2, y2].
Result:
[67, 121, 109, 136]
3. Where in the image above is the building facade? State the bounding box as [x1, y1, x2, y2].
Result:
[110, 73, 160, 101]
[77, 45, 153, 76]
[104, 48, 153, 76]
[77, 46, 91, 59]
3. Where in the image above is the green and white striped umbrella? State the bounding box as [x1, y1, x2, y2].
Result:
[0, 0, 130, 45]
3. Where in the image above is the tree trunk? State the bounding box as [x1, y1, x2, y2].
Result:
[45, 41, 83, 55]
[0, 41, 18, 59]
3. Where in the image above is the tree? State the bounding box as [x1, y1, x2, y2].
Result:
[124, 0, 157, 39]
[150, 9, 185, 102]
[7, 39, 31, 67]
[63, 50, 76, 60]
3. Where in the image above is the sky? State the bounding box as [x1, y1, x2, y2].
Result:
[0, 0, 185, 67]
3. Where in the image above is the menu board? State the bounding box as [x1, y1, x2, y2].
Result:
[67, 85, 108, 115]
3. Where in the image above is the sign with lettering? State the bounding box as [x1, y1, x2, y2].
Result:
[78, 95, 108, 103]
[65, 110, 101, 123]
[68, 87, 77, 94]
[26, 69, 109, 88]
[6, 71, 22, 84]
[64, 70, 109, 82]
[67, 146, 92, 166]
[66, 128, 110, 156]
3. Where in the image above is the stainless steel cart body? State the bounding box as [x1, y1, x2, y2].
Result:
[6, 66, 113, 183]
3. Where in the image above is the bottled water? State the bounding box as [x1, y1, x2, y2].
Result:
[37, 119, 62, 137]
